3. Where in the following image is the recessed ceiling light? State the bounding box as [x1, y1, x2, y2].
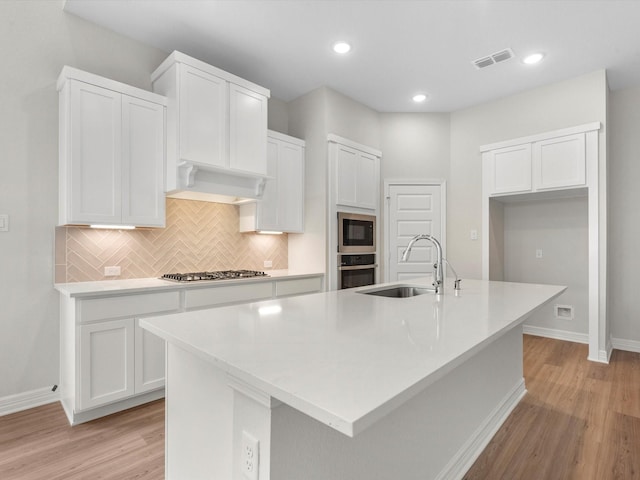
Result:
[333, 41, 351, 54]
[523, 53, 544, 65]
[412, 93, 428, 103]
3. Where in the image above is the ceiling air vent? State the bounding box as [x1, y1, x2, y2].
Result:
[473, 48, 515, 70]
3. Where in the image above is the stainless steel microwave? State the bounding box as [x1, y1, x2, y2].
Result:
[337, 212, 376, 253]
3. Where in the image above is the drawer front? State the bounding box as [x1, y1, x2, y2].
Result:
[275, 276, 323, 297]
[79, 291, 181, 323]
[184, 282, 273, 310]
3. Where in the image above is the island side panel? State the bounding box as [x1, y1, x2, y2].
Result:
[165, 343, 234, 479]
[270, 326, 525, 480]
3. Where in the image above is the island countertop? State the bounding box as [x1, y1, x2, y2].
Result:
[141, 278, 565, 437]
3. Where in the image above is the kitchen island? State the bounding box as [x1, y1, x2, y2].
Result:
[141, 279, 565, 480]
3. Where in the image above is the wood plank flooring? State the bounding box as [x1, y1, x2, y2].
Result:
[1, 335, 639, 479]
[0, 399, 164, 480]
[465, 335, 640, 479]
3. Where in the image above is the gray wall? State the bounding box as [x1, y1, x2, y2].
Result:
[0, 1, 168, 399]
[609, 84, 640, 342]
[503, 197, 589, 335]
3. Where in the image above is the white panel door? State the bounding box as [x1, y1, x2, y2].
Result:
[121, 94, 166, 227]
[69, 80, 121, 224]
[336, 144, 358, 207]
[179, 65, 227, 168]
[229, 83, 267, 175]
[490, 144, 532, 195]
[277, 140, 304, 232]
[533, 133, 586, 190]
[79, 318, 135, 410]
[388, 184, 442, 282]
[356, 152, 378, 210]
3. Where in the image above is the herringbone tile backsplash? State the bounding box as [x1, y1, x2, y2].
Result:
[55, 198, 288, 283]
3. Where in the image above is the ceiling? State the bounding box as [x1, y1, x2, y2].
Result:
[64, 0, 640, 113]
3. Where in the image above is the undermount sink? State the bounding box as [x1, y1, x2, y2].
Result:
[357, 284, 435, 298]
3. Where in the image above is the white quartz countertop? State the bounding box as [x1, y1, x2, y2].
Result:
[54, 270, 324, 298]
[141, 279, 565, 437]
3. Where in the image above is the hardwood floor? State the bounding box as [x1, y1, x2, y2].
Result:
[1, 335, 639, 479]
[0, 399, 164, 479]
[466, 335, 640, 479]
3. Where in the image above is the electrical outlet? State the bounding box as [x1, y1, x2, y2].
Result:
[535, 249, 543, 259]
[241, 431, 259, 480]
[0, 214, 8, 232]
[104, 266, 121, 276]
[263, 260, 273, 269]
[470, 229, 478, 240]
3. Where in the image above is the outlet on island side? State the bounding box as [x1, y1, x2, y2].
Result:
[241, 430, 259, 480]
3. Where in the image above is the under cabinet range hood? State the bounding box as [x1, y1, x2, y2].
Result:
[151, 50, 271, 205]
[166, 161, 271, 205]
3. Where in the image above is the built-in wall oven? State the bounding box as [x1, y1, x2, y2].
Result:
[338, 253, 377, 289]
[338, 212, 376, 253]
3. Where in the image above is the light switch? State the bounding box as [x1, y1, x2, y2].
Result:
[470, 229, 478, 240]
[0, 214, 8, 232]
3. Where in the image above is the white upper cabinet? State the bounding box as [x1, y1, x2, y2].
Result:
[239, 131, 305, 233]
[335, 143, 379, 210]
[486, 144, 532, 195]
[152, 51, 270, 197]
[178, 65, 227, 168]
[482, 127, 593, 197]
[533, 133, 586, 191]
[57, 67, 166, 227]
[229, 84, 268, 174]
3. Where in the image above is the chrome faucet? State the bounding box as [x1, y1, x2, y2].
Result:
[401, 234, 444, 294]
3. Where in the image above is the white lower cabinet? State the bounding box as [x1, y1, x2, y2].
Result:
[79, 319, 135, 411]
[76, 317, 165, 414]
[59, 274, 324, 424]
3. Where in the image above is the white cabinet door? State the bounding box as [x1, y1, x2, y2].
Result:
[336, 144, 359, 207]
[121, 95, 166, 227]
[134, 319, 165, 393]
[356, 152, 378, 210]
[229, 83, 268, 175]
[69, 80, 122, 225]
[336, 144, 378, 210]
[277, 140, 304, 232]
[79, 318, 135, 410]
[179, 65, 227, 168]
[488, 144, 532, 195]
[256, 138, 280, 230]
[533, 133, 586, 190]
[241, 132, 305, 233]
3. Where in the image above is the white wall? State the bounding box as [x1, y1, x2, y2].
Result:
[379, 113, 450, 181]
[0, 1, 168, 400]
[609, 85, 640, 343]
[287, 87, 329, 275]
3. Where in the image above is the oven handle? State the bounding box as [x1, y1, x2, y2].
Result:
[338, 264, 378, 271]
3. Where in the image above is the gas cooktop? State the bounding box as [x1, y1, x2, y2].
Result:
[161, 270, 269, 283]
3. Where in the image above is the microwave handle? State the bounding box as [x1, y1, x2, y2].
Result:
[338, 264, 378, 271]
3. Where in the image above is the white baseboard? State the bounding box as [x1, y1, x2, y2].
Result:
[0, 387, 60, 417]
[523, 325, 589, 344]
[436, 378, 526, 480]
[611, 337, 640, 353]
